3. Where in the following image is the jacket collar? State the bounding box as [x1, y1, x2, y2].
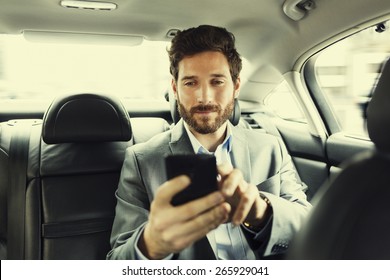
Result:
[169, 119, 193, 155]
[229, 125, 252, 182]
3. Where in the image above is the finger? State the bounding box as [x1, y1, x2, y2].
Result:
[232, 185, 258, 226]
[163, 202, 231, 251]
[217, 163, 234, 177]
[174, 190, 225, 223]
[154, 175, 191, 207]
[220, 169, 245, 197]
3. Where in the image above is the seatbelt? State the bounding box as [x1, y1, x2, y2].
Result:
[7, 120, 35, 259]
[250, 113, 284, 139]
[250, 113, 303, 183]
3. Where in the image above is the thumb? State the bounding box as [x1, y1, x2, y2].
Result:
[154, 175, 191, 206]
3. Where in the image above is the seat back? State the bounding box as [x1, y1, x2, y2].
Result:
[0, 93, 169, 259]
[288, 58, 390, 259]
[40, 93, 132, 260]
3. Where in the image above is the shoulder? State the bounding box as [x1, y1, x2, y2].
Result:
[233, 127, 288, 160]
[234, 126, 280, 146]
[127, 129, 172, 157]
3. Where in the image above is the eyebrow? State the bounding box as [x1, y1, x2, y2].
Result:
[180, 74, 228, 81]
[181, 75, 196, 81]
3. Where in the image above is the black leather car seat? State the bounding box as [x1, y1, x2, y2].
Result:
[0, 93, 169, 259]
[287, 58, 390, 259]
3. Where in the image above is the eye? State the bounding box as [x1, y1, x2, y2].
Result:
[183, 80, 196, 87]
[211, 79, 225, 86]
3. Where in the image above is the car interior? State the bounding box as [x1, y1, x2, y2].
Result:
[0, 0, 389, 260]
[288, 57, 390, 259]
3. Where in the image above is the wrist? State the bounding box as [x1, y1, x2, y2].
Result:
[138, 225, 169, 260]
[243, 194, 272, 231]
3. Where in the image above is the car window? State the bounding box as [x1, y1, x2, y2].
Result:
[314, 21, 390, 139]
[0, 34, 253, 110]
[0, 34, 171, 106]
[265, 80, 306, 123]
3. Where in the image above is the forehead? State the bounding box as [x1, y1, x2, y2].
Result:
[178, 51, 230, 78]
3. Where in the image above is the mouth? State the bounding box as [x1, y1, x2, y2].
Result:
[191, 105, 219, 116]
[194, 110, 216, 115]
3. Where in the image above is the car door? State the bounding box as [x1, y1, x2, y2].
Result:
[248, 21, 389, 201]
[305, 21, 389, 180]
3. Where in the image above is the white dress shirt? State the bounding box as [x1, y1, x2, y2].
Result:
[184, 122, 256, 260]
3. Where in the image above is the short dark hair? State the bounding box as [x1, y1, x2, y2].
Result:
[168, 25, 242, 84]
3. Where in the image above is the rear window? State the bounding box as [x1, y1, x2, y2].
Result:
[0, 34, 252, 111]
[0, 34, 171, 106]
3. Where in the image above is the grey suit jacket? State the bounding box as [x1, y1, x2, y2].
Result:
[107, 119, 311, 260]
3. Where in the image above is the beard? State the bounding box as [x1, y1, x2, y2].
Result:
[177, 98, 234, 134]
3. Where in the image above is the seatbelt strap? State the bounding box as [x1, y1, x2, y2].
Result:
[250, 113, 283, 139]
[250, 113, 303, 182]
[7, 120, 34, 259]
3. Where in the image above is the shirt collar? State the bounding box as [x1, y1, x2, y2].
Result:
[183, 121, 233, 154]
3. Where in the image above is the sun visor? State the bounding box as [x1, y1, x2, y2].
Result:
[23, 30, 144, 46]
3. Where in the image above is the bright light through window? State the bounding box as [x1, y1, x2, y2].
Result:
[0, 34, 171, 103]
[0, 33, 252, 111]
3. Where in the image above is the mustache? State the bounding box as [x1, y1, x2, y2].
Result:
[190, 104, 221, 114]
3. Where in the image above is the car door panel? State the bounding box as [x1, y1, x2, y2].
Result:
[247, 113, 328, 200]
[326, 133, 375, 166]
[275, 119, 328, 200]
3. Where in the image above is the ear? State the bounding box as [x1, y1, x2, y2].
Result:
[234, 76, 241, 99]
[171, 78, 178, 100]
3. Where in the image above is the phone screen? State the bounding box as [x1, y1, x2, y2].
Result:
[165, 154, 218, 206]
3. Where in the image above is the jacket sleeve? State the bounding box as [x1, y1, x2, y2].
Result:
[256, 137, 312, 257]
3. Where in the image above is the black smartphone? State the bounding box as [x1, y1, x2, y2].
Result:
[165, 154, 218, 206]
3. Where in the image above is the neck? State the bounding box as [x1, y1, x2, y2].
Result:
[189, 122, 228, 152]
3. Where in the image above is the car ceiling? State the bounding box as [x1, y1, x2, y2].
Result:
[0, 0, 389, 102]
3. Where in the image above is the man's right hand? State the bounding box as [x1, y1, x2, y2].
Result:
[138, 175, 230, 259]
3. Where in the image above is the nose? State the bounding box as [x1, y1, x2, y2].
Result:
[197, 83, 212, 104]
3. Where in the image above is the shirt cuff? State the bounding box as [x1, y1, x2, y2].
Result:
[242, 213, 273, 235]
[134, 229, 174, 260]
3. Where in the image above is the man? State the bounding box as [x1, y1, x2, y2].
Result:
[107, 25, 311, 260]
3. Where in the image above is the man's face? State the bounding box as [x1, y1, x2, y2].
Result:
[172, 51, 240, 134]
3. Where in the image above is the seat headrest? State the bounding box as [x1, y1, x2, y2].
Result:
[42, 93, 132, 144]
[166, 90, 241, 126]
[367, 58, 390, 152]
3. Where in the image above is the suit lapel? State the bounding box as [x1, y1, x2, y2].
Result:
[230, 126, 252, 182]
[169, 119, 193, 155]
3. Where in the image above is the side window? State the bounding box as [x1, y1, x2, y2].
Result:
[265, 81, 306, 123]
[314, 21, 390, 139]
